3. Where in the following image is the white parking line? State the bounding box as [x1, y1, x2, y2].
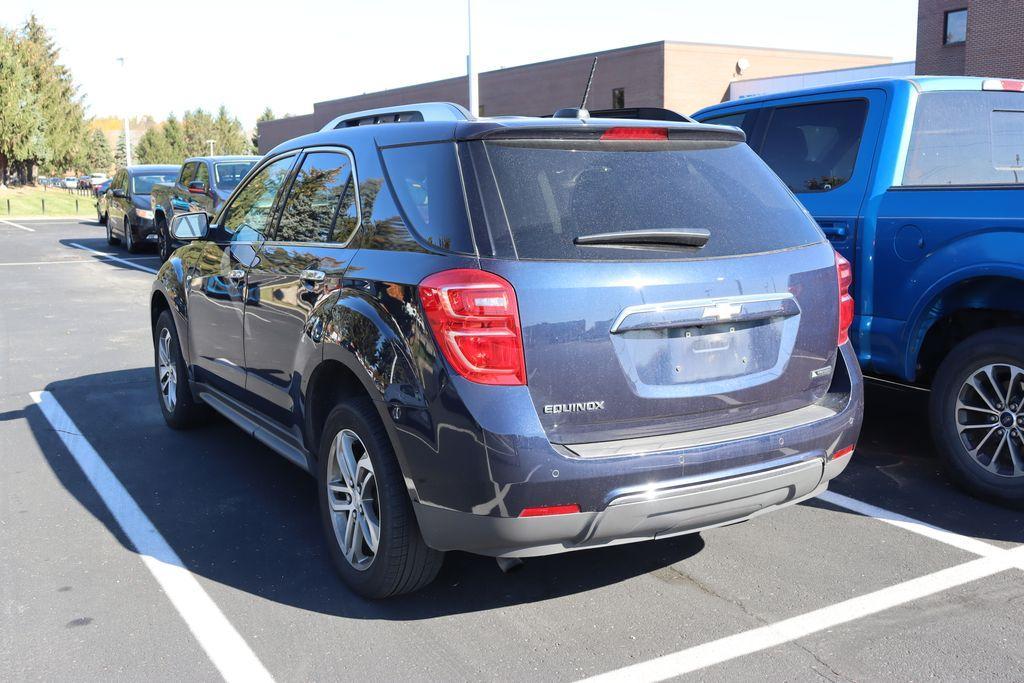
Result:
[583, 492, 1024, 682]
[818, 490, 1009, 559]
[31, 391, 273, 683]
[0, 257, 158, 267]
[0, 219, 35, 232]
[583, 552, 1019, 683]
[67, 241, 158, 274]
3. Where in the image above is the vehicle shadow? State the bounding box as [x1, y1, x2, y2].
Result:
[810, 379, 1024, 544]
[24, 367, 705, 618]
[58, 236, 160, 273]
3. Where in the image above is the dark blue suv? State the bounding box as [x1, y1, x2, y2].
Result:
[151, 103, 863, 597]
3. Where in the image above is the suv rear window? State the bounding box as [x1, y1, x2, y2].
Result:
[904, 91, 1024, 186]
[477, 137, 822, 261]
[379, 143, 474, 254]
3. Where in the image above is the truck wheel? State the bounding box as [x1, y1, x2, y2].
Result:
[930, 327, 1024, 507]
[317, 397, 443, 598]
[157, 215, 171, 262]
[154, 310, 208, 429]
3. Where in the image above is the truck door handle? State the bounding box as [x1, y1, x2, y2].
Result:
[227, 269, 246, 281]
[818, 221, 849, 240]
[300, 269, 326, 284]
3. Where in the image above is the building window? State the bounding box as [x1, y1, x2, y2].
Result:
[612, 87, 625, 109]
[944, 8, 967, 45]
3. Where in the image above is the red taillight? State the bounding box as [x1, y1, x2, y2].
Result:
[833, 445, 855, 460]
[599, 126, 668, 141]
[419, 269, 527, 386]
[983, 78, 1024, 92]
[519, 504, 581, 517]
[835, 251, 854, 346]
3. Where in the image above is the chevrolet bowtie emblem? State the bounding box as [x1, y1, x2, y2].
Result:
[702, 302, 742, 321]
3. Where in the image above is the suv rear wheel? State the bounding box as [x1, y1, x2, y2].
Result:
[317, 398, 443, 598]
[154, 310, 208, 429]
[930, 327, 1024, 506]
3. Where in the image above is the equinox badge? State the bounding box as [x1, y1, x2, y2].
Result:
[544, 401, 606, 414]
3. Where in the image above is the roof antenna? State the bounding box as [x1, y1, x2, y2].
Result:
[553, 57, 597, 119]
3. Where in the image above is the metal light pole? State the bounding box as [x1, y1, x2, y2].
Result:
[116, 57, 132, 166]
[206, 139, 216, 156]
[467, 0, 478, 117]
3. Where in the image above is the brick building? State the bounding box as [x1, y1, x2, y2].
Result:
[916, 0, 1024, 78]
[257, 41, 888, 153]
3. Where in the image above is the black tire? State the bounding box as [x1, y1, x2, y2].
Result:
[317, 398, 443, 598]
[153, 310, 208, 429]
[105, 218, 118, 245]
[125, 218, 142, 253]
[930, 327, 1024, 507]
[98, 210, 107, 226]
[157, 215, 171, 262]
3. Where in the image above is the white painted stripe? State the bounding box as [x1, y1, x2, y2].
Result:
[582, 554, 1014, 683]
[0, 219, 35, 232]
[818, 490, 1006, 558]
[68, 241, 158, 274]
[30, 391, 274, 683]
[0, 257, 158, 267]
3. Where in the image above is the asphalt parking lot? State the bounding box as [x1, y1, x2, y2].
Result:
[3, 218, 1024, 681]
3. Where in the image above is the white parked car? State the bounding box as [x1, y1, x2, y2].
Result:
[62, 177, 78, 189]
[89, 173, 108, 187]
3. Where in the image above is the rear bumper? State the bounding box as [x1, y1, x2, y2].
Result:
[415, 453, 851, 558]
[408, 342, 863, 557]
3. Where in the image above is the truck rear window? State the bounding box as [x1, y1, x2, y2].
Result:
[904, 91, 1024, 186]
[478, 138, 822, 260]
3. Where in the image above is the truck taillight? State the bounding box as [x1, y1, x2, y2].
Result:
[419, 269, 527, 386]
[836, 252, 854, 346]
[983, 78, 1024, 92]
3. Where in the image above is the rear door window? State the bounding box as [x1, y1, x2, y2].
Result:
[476, 136, 821, 261]
[759, 100, 868, 193]
[904, 91, 1024, 186]
[274, 151, 355, 243]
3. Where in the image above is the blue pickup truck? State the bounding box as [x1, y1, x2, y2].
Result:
[695, 76, 1024, 504]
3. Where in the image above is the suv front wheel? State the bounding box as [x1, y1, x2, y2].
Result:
[154, 310, 208, 429]
[317, 398, 443, 598]
[930, 327, 1024, 506]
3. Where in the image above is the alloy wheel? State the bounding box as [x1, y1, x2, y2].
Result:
[325, 429, 380, 571]
[955, 362, 1024, 477]
[125, 221, 133, 251]
[157, 327, 177, 413]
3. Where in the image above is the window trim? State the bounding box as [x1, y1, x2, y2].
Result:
[214, 151, 299, 242]
[268, 145, 362, 247]
[943, 8, 968, 46]
[759, 97, 870, 195]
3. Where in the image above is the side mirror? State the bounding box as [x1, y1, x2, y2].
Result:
[188, 180, 207, 194]
[170, 212, 210, 240]
[112, 188, 127, 198]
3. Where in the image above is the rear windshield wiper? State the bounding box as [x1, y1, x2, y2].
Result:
[574, 228, 710, 249]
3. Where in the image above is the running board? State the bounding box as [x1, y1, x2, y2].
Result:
[197, 390, 311, 473]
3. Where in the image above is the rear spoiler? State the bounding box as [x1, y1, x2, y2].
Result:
[464, 122, 746, 143]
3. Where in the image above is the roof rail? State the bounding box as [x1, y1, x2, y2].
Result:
[320, 102, 472, 131]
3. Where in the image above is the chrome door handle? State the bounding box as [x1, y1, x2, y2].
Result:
[300, 269, 326, 283]
[227, 269, 246, 281]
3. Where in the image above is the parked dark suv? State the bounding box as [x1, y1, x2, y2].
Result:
[151, 102, 863, 598]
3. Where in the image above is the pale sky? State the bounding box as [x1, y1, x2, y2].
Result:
[5, 0, 918, 128]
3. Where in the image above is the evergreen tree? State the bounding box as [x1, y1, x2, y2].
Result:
[85, 128, 113, 172]
[20, 15, 87, 180]
[135, 126, 172, 164]
[115, 130, 127, 167]
[0, 28, 43, 185]
[252, 107, 275, 151]
[213, 105, 250, 154]
[162, 114, 185, 161]
[182, 108, 216, 156]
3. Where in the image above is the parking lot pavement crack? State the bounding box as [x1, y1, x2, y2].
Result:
[662, 565, 766, 626]
[797, 642, 853, 683]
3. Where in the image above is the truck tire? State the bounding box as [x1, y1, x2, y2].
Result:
[930, 327, 1024, 507]
[317, 397, 443, 598]
[157, 214, 172, 262]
